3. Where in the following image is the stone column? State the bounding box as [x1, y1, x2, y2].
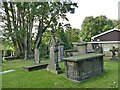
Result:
[34, 48, 40, 64]
[47, 35, 61, 74]
[58, 45, 64, 61]
[58, 37, 64, 62]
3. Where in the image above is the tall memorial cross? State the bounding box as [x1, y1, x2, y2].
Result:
[109, 46, 118, 60]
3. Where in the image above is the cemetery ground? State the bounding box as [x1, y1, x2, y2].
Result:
[1, 57, 118, 88]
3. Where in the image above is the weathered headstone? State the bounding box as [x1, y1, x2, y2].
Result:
[76, 37, 87, 55]
[87, 43, 94, 53]
[77, 43, 87, 55]
[47, 35, 61, 74]
[34, 48, 40, 64]
[76, 38, 87, 55]
[58, 37, 64, 62]
[94, 44, 103, 54]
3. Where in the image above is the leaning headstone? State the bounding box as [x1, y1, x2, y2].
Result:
[34, 48, 40, 64]
[58, 37, 64, 62]
[47, 35, 61, 74]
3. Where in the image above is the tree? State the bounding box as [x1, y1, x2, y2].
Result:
[112, 19, 120, 29]
[59, 28, 72, 50]
[1, 1, 78, 61]
[1, 2, 36, 59]
[80, 15, 116, 41]
[65, 27, 80, 43]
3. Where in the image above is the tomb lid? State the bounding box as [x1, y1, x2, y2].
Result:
[76, 42, 87, 46]
[65, 49, 78, 52]
[72, 42, 87, 46]
[62, 53, 104, 62]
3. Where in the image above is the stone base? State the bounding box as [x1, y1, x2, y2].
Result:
[47, 65, 62, 74]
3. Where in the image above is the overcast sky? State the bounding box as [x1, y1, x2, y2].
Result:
[0, 0, 119, 30]
[66, 0, 119, 29]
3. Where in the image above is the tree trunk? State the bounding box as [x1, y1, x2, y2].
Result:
[3, 2, 20, 57]
[24, 35, 28, 60]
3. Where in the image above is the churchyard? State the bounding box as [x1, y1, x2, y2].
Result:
[0, 1, 120, 89]
[1, 57, 118, 88]
[1, 38, 119, 88]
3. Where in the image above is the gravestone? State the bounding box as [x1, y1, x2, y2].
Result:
[118, 48, 120, 58]
[87, 43, 94, 53]
[23, 48, 48, 71]
[47, 34, 61, 74]
[94, 44, 103, 54]
[76, 37, 87, 55]
[109, 46, 118, 60]
[58, 37, 64, 62]
[34, 48, 40, 64]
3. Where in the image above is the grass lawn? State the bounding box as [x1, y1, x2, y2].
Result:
[1, 57, 119, 88]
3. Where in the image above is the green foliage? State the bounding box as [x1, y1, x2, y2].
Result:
[6, 49, 12, 56]
[80, 15, 116, 41]
[42, 31, 51, 45]
[59, 29, 72, 50]
[39, 44, 48, 57]
[65, 27, 80, 43]
[112, 20, 120, 29]
[1, 1, 78, 58]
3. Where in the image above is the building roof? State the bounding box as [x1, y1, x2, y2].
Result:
[91, 28, 120, 40]
[73, 41, 120, 44]
[87, 41, 120, 44]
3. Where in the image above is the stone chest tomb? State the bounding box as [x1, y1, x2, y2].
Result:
[62, 41, 104, 82]
[63, 53, 104, 82]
